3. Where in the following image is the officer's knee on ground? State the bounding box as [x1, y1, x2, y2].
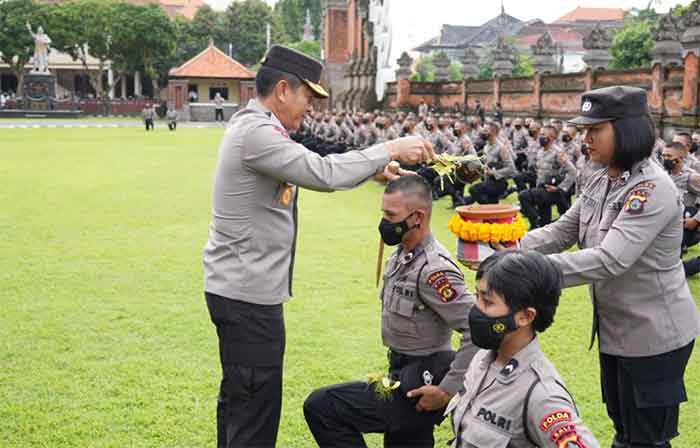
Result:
[303, 388, 329, 421]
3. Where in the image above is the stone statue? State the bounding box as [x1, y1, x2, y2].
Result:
[582, 24, 612, 50]
[26, 23, 52, 73]
[653, 13, 682, 42]
[532, 31, 556, 56]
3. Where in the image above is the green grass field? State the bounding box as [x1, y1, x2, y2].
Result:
[2, 127, 699, 447]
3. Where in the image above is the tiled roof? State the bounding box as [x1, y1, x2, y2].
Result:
[554, 7, 626, 23]
[169, 42, 256, 79]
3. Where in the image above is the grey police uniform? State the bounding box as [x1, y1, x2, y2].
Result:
[204, 98, 391, 305]
[447, 339, 598, 448]
[465, 141, 516, 205]
[304, 234, 478, 447]
[670, 165, 700, 209]
[522, 158, 700, 356]
[518, 147, 576, 229]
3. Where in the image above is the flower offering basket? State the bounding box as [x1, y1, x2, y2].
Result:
[448, 204, 527, 265]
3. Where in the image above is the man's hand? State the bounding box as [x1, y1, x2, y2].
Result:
[406, 385, 451, 412]
[386, 136, 436, 165]
[374, 161, 417, 183]
[684, 218, 698, 231]
[544, 185, 559, 193]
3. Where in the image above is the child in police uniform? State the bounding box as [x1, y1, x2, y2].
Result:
[447, 250, 599, 447]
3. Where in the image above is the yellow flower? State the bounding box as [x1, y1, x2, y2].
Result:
[448, 214, 528, 243]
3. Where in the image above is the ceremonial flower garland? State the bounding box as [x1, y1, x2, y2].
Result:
[448, 214, 528, 244]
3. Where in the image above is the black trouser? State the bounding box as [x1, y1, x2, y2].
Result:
[682, 206, 700, 253]
[513, 171, 536, 192]
[518, 186, 569, 229]
[464, 177, 507, 205]
[600, 341, 694, 448]
[145, 118, 154, 130]
[205, 292, 286, 448]
[514, 153, 528, 172]
[304, 350, 454, 448]
[168, 121, 176, 131]
[215, 108, 224, 122]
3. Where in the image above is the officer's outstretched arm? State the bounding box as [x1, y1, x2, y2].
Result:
[526, 382, 600, 447]
[242, 122, 391, 192]
[521, 198, 582, 255]
[547, 179, 677, 288]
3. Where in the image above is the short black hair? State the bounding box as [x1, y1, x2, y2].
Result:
[385, 176, 433, 214]
[611, 114, 655, 172]
[665, 142, 686, 152]
[475, 250, 562, 333]
[256, 66, 303, 98]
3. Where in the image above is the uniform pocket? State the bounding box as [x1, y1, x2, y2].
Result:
[633, 378, 687, 408]
[387, 297, 418, 337]
[462, 420, 511, 448]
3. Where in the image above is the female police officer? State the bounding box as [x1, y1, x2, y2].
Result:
[448, 250, 598, 447]
[521, 86, 700, 448]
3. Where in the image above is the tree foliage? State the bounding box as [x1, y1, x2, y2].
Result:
[222, 0, 287, 66]
[610, 14, 654, 69]
[286, 40, 321, 59]
[410, 55, 435, 82]
[274, 0, 321, 42]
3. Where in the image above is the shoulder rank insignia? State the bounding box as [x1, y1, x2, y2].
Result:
[624, 193, 647, 214]
[550, 424, 586, 447]
[427, 271, 456, 303]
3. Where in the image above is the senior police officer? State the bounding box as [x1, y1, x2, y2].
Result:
[304, 176, 478, 447]
[521, 86, 700, 448]
[203, 45, 435, 448]
[448, 251, 598, 447]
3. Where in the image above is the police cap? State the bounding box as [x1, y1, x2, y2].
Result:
[569, 86, 649, 126]
[261, 45, 329, 99]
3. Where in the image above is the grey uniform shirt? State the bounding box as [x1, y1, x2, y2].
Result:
[203, 99, 391, 305]
[381, 234, 478, 396]
[575, 157, 605, 197]
[670, 165, 700, 208]
[447, 338, 598, 448]
[534, 148, 576, 192]
[484, 141, 516, 180]
[522, 159, 700, 356]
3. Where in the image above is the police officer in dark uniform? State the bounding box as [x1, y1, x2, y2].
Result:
[203, 45, 435, 448]
[522, 86, 700, 448]
[304, 176, 478, 447]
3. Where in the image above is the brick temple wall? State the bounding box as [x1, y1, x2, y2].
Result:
[384, 64, 696, 132]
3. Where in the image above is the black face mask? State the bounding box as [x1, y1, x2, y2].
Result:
[581, 144, 589, 157]
[562, 134, 572, 143]
[514, 125, 522, 130]
[425, 124, 434, 131]
[505, 123, 511, 128]
[663, 158, 678, 173]
[468, 305, 519, 350]
[529, 130, 537, 138]
[692, 142, 699, 153]
[539, 136, 550, 147]
[454, 129, 462, 137]
[378, 212, 417, 246]
[524, 124, 530, 129]
[403, 126, 410, 132]
[376, 123, 385, 130]
[480, 132, 490, 141]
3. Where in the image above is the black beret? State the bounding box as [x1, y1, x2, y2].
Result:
[262, 45, 329, 98]
[569, 86, 649, 126]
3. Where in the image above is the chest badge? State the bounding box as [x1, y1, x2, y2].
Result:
[279, 184, 294, 206]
